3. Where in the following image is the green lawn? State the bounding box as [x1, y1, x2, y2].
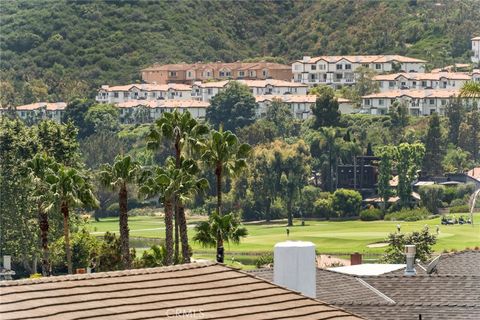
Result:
[88, 214, 480, 258]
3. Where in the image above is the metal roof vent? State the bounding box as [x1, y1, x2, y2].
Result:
[404, 245, 416, 276]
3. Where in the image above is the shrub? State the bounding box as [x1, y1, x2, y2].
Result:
[270, 198, 287, 220]
[300, 185, 322, 217]
[450, 198, 467, 207]
[314, 198, 334, 218]
[442, 187, 457, 204]
[382, 226, 437, 263]
[419, 185, 445, 214]
[384, 208, 430, 221]
[360, 208, 383, 221]
[331, 189, 362, 217]
[450, 205, 470, 213]
[456, 183, 476, 199]
[255, 252, 273, 268]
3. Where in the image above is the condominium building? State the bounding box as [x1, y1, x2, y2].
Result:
[361, 89, 478, 116]
[256, 95, 354, 119]
[472, 37, 480, 64]
[141, 61, 292, 84]
[0, 102, 66, 122]
[191, 79, 308, 101]
[96, 83, 193, 104]
[373, 72, 471, 92]
[292, 55, 426, 87]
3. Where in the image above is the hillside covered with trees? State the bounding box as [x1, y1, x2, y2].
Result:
[1, 0, 480, 106]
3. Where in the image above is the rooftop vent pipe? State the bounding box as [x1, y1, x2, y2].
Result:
[273, 241, 316, 298]
[404, 245, 416, 276]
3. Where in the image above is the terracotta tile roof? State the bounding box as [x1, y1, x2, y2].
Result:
[115, 100, 209, 109]
[362, 89, 460, 99]
[467, 167, 480, 181]
[472, 36, 480, 41]
[0, 262, 362, 320]
[373, 72, 471, 81]
[300, 55, 426, 64]
[142, 62, 291, 72]
[14, 102, 67, 111]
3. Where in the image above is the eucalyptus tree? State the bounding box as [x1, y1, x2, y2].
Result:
[48, 166, 98, 274]
[201, 128, 251, 262]
[146, 110, 208, 260]
[376, 146, 395, 213]
[26, 153, 58, 276]
[99, 155, 141, 269]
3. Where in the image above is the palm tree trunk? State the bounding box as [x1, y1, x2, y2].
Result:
[178, 204, 190, 263]
[174, 198, 180, 264]
[119, 184, 130, 269]
[38, 207, 49, 276]
[61, 201, 72, 274]
[215, 163, 224, 263]
[215, 163, 222, 216]
[164, 198, 174, 265]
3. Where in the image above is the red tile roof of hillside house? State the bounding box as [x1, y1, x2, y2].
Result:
[373, 72, 471, 81]
[431, 64, 472, 73]
[0, 262, 363, 320]
[362, 89, 460, 99]
[14, 102, 67, 111]
[116, 100, 209, 109]
[141, 61, 291, 72]
[299, 55, 426, 64]
[472, 36, 480, 41]
[467, 167, 480, 181]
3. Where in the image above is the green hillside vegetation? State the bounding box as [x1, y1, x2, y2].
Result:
[1, 0, 480, 106]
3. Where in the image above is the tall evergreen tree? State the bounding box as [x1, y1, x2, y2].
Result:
[311, 91, 340, 129]
[423, 113, 444, 176]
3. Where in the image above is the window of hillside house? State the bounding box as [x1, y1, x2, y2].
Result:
[319, 64, 326, 70]
[345, 64, 352, 70]
[365, 99, 371, 106]
[169, 71, 177, 77]
[205, 71, 211, 77]
[335, 73, 343, 80]
[422, 81, 427, 87]
[441, 99, 447, 105]
[114, 92, 119, 98]
[294, 64, 301, 71]
[311, 65, 316, 71]
[207, 89, 212, 95]
[363, 64, 369, 68]
[379, 99, 384, 106]
[187, 71, 193, 78]
[310, 74, 316, 81]
[389, 81, 395, 87]
[219, 71, 225, 77]
[412, 81, 417, 87]
[336, 64, 343, 70]
[375, 64, 382, 70]
[429, 99, 435, 104]
[226, 71, 232, 77]
[239, 71, 245, 77]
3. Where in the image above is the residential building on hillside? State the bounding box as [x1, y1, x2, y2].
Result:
[431, 63, 471, 73]
[373, 72, 471, 92]
[96, 83, 192, 104]
[256, 95, 354, 119]
[472, 36, 480, 64]
[292, 55, 426, 87]
[472, 69, 480, 82]
[0, 102, 66, 122]
[362, 89, 480, 116]
[191, 79, 308, 102]
[116, 99, 209, 121]
[141, 61, 293, 84]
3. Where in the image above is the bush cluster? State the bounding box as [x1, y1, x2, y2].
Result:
[360, 208, 383, 221]
[384, 208, 430, 221]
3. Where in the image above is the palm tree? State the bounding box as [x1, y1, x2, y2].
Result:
[193, 212, 248, 262]
[99, 155, 140, 269]
[201, 128, 251, 262]
[48, 165, 98, 274]
[26, 153, 58, 276]
[147, 110, 208, 261]
[460, 81, 480, 98]
[140, 158, 208, 264]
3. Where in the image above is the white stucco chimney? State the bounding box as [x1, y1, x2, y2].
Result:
[404, 245, 416, 276]
[3, 255, 11, 270]
[302, 56, 311, 63]
[273, 241, 316, 298]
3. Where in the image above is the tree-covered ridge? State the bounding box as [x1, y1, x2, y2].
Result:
[1, 0, 480, 106]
